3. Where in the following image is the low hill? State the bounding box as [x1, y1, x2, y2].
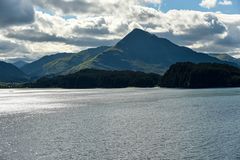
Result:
[160, 62, 240, 88]
[27, 69, 161, 88]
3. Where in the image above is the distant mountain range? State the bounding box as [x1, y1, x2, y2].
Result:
[1, 28, 239, 83]
[209, 53, 240, 65]
[12, 60, 28, 68]
[0, 61, 28, 83]
[21, 53, 72, 78]
[19, 29, 230, 78]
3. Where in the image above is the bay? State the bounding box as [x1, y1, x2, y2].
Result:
[0, 88, 240, 160]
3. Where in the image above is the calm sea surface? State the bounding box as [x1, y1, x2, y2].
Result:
[0, 88, 240, 160]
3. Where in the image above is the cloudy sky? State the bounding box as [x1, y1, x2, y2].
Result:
[0, 0, 240, 62]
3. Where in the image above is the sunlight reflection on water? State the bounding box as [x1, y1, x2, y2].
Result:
[0, 88, 240, 159]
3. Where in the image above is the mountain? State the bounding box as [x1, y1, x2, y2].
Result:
[27, 69, 161, 88]
[22, 28, 230, 78]
[43, 46, 110, 75]
[13, 60, 28, 68]
[160, 62, 240, 88]
[21, 47, 110, 78]
[0, 61, 28, 83]
[209, 53, 240, 65]
[72, 29, 228, 74]
[21, 53, 72, 78]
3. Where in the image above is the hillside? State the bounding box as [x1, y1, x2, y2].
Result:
[45, 46, 110, 75]
[21, 47, 110, 78]
[160, 62, 240, 88]
[27, 69, 161, 88]
[21, 53, 72, 78]
[13, 60, 28, 68]
[0, 61, 28, 83]
[209, 53, 240, 65]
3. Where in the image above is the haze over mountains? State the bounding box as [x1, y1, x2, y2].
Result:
[209, 53, 240, 66]
[13, 60, 28, 68]
[1, 28, 239, 83]
[0, 61, 28, 83]
[21, 53, 71, 78]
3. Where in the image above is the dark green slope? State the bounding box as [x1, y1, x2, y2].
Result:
[84, 29, 226, 74]
[0, 61, 28, 82]
[161, 62, 240, 88]
[28, 69, 161, 88]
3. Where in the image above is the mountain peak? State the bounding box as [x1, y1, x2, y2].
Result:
[121, 28, 153, 41]
[116, 28, 157, 48]
[115, 28, 177, 52]
[130, 28, 152, 36]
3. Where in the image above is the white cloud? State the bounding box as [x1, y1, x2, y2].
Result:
[219, 0, 233, 5]
[199, 0, 217, 9]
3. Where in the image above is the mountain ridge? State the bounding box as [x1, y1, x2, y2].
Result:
[79, 28, 229, 74]
[17, 28, 236, 78]
[21, 53, 72, 78]
[12, 60, 28, 68]
[209, 53, 240, 65]
[0, 61, 28, 83]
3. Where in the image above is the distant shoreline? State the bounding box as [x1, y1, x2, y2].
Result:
[2, 62, 240, 89]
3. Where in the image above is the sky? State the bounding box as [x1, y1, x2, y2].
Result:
[0, 0, 240, 62]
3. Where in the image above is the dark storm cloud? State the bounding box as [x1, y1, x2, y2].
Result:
[0, 0, 34, 27]
[7, 29, 118, 47]
[0, 40, 28, 53]
[0, 40, 30, 61]
[73, 26, 110, 36]
[33, 0, 103, 14]
[215, 22, 240, 48]
[180, 14, 227, 40]
[216, 35, 240, 47]
[73, 18, 110, 36]
[151, 14, 227, 47]
[7, 30, 66, 42]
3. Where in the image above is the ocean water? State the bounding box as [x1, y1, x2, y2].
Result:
[0, 88, 240, 160]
